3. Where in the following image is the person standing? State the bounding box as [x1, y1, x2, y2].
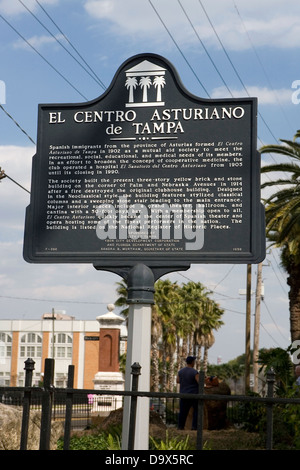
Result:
[177, 356, 199, 430]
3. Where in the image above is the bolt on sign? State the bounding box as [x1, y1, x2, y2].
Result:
[23, 53, 265, 267]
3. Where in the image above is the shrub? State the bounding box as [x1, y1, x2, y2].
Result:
[150, 431, 193, 450]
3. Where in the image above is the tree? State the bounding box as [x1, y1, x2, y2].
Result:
[195, 298, 224, 374]
[258, 347, 294, 395]
[114, 280, 129, 320]
[114, 278, 225, 392]
[178, 281, 206, 366]
[260, 130, 300, 342]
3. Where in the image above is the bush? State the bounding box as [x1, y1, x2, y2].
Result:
[57, 425, 122, 450]
[150, 431, 193, 450]
[229, 392, 265, 433]
[58, 427, 197, 451]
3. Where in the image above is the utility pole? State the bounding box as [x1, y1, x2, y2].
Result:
[253, 262, 263, 393]
[245, 264, 252, 393]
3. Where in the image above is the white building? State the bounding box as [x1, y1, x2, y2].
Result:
[0, 311, 127, 389]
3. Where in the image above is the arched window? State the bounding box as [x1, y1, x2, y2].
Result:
[0, 333, 12, 358]
[52, 333, 72, 358]
[20, 333, 42, 358]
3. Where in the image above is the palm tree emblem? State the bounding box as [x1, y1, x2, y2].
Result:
[124, 60, 166, 107]
[153, 75, 166, 102]
[125, 76, 138, 103]
[139, 76, 152, 102]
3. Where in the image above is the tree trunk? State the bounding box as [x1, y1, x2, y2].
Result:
[151, 333, 160, 392]
[287, 263, 300, 342]
[181, 338, 188, 368]
[203, 346, 209, 375]
[196, 346, 202, 372]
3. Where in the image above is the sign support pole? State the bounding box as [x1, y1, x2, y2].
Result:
[121, 264, 154, 450]
[245, 263, 252, 392]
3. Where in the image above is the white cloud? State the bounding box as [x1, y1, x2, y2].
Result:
[83, 0, 300, 51]
[13, 33, 65, 51]
[211, 85, 292, 105]
[0, 0, 58, 16]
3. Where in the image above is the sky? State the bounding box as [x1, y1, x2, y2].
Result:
[0, 0, 299, 365]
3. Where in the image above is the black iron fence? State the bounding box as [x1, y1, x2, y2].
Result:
[1, 357, 300, 450]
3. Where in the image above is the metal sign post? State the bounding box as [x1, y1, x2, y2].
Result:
[122, 303, 152, 449]
[121, 264, 154, 450]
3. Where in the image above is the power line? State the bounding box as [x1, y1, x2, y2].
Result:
[259, 322, 282, 347]
[233, 1, 293, 133]
[211, 265, 236, 292]
[262, 298, 289, 343]
[0, 13, 88, 100]
[1, 173, 30, 194]
[269, 248, 288, 288]
[269, 257, 288, 296]
[17, 0, 106, 91]
[151, 0, 278, 156]
[0, 104, 35, 145]
[197, 0, 278, 145]
[0, 294, 105, 305]
[34, 0, 106, 90]
[177, 0, 233, 97]
[148, 0, 210, 98]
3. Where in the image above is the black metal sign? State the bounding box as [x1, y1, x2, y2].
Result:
[23, 53, 265, 267]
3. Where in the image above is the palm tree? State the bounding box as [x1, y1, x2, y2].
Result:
[178, 281, 206, 364]
[115, 280, 129, 320]
[195, 299, 223, 374]
[114, 278, 224, 391]
[115, 278, 180, 391]
[260, 130, 300, 342]
[153, 75, 166, 102]
[201, 333, 215, 373]
[139, 76, 152, 102]
[125, 76, 138, 103]
[154, 279, 181, 391]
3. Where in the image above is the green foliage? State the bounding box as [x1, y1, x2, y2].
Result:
[258, 347, 294, 394]
[106, 433, 121, 450]
[277, 386, 300, 449]
[57, 433, 109, 450]
[231, 392, 265, 433]
[150, 431, 193, 450]
[58, 427, 201, 451]
[207, 358, 245, 382]
[119, 353, 126, 375]
[57, 425, 122, 450]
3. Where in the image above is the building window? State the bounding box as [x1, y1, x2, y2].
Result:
[0, 333, 12, 357]
[20, 333, 42, 358]
[18, 371, 41, 387]
[52, 333, 72, 359]
[55, 373, 67, 387]
[0, 371, 11, 386]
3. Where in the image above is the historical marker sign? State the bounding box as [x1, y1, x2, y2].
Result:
[23, 53, 265, 267]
